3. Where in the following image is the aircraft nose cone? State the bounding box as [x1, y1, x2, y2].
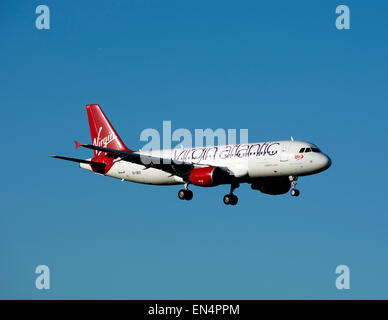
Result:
[321, 154, 332, 171]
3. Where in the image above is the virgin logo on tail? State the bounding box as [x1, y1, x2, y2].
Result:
[93, 126, 118, 156]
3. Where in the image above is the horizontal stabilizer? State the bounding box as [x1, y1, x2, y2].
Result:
[50, 155, 106, 173]
[50, 155, 94, 164]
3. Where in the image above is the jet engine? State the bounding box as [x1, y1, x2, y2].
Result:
[251, 177, 291, 195]
[189, 166, 226, 187]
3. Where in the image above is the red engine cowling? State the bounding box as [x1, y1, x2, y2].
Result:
[189, 166, 225, 187]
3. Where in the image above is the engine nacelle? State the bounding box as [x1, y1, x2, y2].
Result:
[189, 166, 225, 187]
[251, 177, 291, 195]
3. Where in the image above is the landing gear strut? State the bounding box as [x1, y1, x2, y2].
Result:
[289, 176, 300, 197]
[178, 183, 193, 201]
[223, 183, 239, 206]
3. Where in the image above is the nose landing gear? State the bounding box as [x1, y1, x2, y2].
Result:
[289, 176, 300, 197]
[223, 183, 239, 206]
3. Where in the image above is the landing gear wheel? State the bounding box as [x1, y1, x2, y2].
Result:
[185, 190, 193, 200]
[230, 194, 238, 205]
[223, 194, 232, 205]
[290, 189, 300, 197]
[223, 194, 238, 205]
[223, 183, 240, 206]
[178, 189, 193, 200]
[178, 189, 186, 200]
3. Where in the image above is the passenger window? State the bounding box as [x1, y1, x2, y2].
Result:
[305, 148, 311, 153]
[299, 148, 305, 153]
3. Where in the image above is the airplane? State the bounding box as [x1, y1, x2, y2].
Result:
[51, 104, 331, 205]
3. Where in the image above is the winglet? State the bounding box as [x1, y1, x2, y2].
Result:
[74, 140, 81, 149]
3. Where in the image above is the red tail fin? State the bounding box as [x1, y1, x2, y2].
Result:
[86, 104, 133, 158]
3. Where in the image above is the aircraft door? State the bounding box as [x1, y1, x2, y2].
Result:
[280, 144, 289, 162]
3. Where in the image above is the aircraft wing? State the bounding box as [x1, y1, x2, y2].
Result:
[78, 143, 235, 182]
[79, 143, 197, 180]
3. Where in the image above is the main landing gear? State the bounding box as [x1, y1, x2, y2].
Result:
[223, 183, 239, 206]
[289, 176, 300, 197]
[178, 183, 193, 201]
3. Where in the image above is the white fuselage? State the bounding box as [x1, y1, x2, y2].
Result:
[80, 140, 331, 185]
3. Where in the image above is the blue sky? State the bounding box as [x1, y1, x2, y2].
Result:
[1, 0, 387, 299]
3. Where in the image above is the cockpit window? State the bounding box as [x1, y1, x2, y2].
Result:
[299, 147, 321, 153]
